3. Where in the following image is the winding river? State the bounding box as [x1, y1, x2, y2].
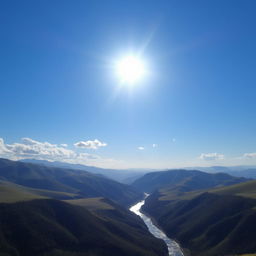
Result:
[130, 197, 184, 256]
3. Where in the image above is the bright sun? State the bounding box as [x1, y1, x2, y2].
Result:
[116, 56, 145, 84]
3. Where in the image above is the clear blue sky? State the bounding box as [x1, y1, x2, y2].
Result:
[1, 0, 256, 168]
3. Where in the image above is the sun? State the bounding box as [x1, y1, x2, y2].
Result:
[116, 56, 146, 84]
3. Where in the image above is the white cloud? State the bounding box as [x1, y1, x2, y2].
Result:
[138, 146, 145, 150]
[5, 138, 76, 160]
[74, 139, 107, 149]
[0, 137, 118, 168]
[243, 153, 256, 159]
[0, 138, 11, 155]
[152, 144, 157, 148]
[60, 144, 68, 147]
[199, 152, 224, 161]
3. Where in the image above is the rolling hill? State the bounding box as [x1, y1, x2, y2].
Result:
[132, 169, 249, 193]
[142, 180, 256, 256]
[0, 198, 168, 256]
[0, 158, 143, 207]
[0, 165, 168, 256]
[20, 159, 149, 183]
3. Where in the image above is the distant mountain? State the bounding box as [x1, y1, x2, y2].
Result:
[20, 159, 149, 183]
[0, 158, 142, 207]
[142, 180, 256, 256]
[186, 166, 256, 179]
[0, 198, 167, 256]
[132, 169, 249, 193]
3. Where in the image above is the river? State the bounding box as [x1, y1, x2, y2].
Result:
[130, 197, 184, 256]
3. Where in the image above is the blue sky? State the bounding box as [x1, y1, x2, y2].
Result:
[1, 0, 256, 168]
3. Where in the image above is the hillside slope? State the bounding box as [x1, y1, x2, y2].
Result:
[142, 180, 256, 256]
[0, 199, 167, 256]
[20, 159, 148, 183]
[0, 158, 142, 207]
[132, 169, 249, 193]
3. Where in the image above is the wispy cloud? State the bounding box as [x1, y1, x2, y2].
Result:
[138, 146, 145, 150]
[152, 144, 157, 148]
[243, 152, 256, 159]
[74, 139, 107, 149]
[199, 152, 224, 161]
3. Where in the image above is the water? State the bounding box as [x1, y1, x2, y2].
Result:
[130, 197, 184, 256]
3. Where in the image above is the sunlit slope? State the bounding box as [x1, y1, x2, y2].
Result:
[0, 158, 143, 207]
[65, 197, 114, 210]
[0, 181, 45, 202]
[142, 180, 256, 256]
[0, 199, 167, 256]
[211, 180, 256, 199]
[0, 180, 80, 203]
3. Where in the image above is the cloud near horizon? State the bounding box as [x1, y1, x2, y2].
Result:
[199, 152, 224, 161]
[74, 139, 107, 149]
[243, 152, 256, 159]
[0, 137, 117, 168]
[138, 146, 145, 150]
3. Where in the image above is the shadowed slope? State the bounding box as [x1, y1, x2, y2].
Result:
[0, 199, 168, 256]
[142, 180, 256, 256]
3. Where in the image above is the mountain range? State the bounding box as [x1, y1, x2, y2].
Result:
[1, 158, 256, 256]
[0, 158, 167, 256]
[137, 170, 256, 256]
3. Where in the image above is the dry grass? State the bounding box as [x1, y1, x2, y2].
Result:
[65, 197, 114, 210]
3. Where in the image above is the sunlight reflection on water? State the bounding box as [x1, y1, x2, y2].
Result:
[130, 198, 184, 256]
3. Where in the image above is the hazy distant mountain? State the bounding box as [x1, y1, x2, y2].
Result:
[20, 159, 151, 184]
[142, 180, 256, 256]
[132, 169, 249, 193]
[0, 158, 142, 207]
[186, 165, 256, 179]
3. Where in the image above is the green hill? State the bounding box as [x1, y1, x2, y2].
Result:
[211, 180, 256, 199]
[132, 169, 248, 193]
[0, 199, 167, 256]
[0, 160, 168, 256]
[0, 158, 143, 207]
[142, 180, 256, 256]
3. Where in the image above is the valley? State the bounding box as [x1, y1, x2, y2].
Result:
[0, 158, 255, 256]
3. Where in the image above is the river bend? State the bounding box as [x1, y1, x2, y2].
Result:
[130, 198, 184, 256]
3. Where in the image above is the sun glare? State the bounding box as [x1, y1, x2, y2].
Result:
[116, 56, 145, 84]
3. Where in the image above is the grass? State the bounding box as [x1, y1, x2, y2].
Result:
[0, 181, 79, 203]
[158, 180, 256, 202]
[211, 180, 256, 199]
[0, 181, 45, 202]
[65, 197, 114, 210]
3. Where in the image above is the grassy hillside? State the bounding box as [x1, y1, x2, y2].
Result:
[65, 197, 114, 210]
[142, 180, 256, 256]
[0, 199, 168, 256]
[132, 169, 248, 193]
[0, 181, 81, 203]
[0, 181, 45, 203]
[211, 180, 256, 199]
[0, 158, 143, 207]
